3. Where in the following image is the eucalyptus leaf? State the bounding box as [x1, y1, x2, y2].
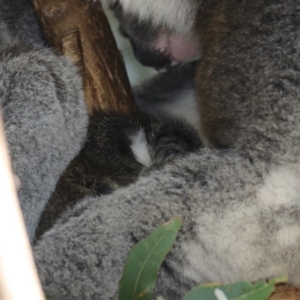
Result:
[118, 217, 182, 300]
[182, 277, 287, 300]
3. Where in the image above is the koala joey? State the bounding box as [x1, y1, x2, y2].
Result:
[35, 111, 202, 240]
[33, 22, 200, 240]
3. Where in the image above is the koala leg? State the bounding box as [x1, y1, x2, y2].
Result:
[0, 44, 88, 241]
[33, 147, 300, 299]
[35, 111, 202, 241]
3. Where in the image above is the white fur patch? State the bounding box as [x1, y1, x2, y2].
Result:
[130, 129, 152, 167]
[276, 226, 300, 247]
[181, 207, 258, 282]
[101, 0, 198, 36]
[257, 164, 300, 207]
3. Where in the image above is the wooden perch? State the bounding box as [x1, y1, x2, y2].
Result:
[32, 0, 136, 115]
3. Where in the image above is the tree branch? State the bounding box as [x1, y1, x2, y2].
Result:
[32, 0, 136, 115]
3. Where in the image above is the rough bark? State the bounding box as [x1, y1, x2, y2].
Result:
[269, 284, 300, 300]
[32, 0, 136, 115]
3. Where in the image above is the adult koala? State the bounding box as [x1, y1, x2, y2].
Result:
[2, 0, 300, 300]
[35, 0, 300, 299]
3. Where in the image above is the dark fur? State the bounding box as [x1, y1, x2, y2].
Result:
[35, 111, 202, 240]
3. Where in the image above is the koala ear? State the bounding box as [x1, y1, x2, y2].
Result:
[107, 0, 198, 36]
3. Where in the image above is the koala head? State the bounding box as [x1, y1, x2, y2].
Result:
[105, 0, 201, 70]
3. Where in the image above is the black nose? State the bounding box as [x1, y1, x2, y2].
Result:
[130, 40, 171, 69]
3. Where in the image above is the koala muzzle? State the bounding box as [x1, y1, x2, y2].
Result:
[130, 40, 171, 70]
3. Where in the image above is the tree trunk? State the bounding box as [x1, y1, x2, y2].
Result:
[32, 0, 136, 115]
[269, 284, 300, 300]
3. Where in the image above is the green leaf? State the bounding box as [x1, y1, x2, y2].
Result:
[182, 277, 287, 300]
[118, 217, 182, 300]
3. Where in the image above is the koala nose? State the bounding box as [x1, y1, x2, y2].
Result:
[130, 40, 171, 69]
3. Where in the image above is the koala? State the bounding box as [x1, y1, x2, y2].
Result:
[35, 111, 202, 240]
[34, 0, 300, 299]
[3, 0, 300, 299]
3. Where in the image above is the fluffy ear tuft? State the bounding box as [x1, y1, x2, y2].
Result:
[100, 0, 198, 36]
[130, 129, 152, 167]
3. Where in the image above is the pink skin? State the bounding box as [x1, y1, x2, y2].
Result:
[153, 32, 200, 66]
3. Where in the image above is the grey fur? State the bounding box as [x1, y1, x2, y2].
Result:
[0, 0, 44, 52]
[0, 44, 88, 241]
[34, 148, 300, 299]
